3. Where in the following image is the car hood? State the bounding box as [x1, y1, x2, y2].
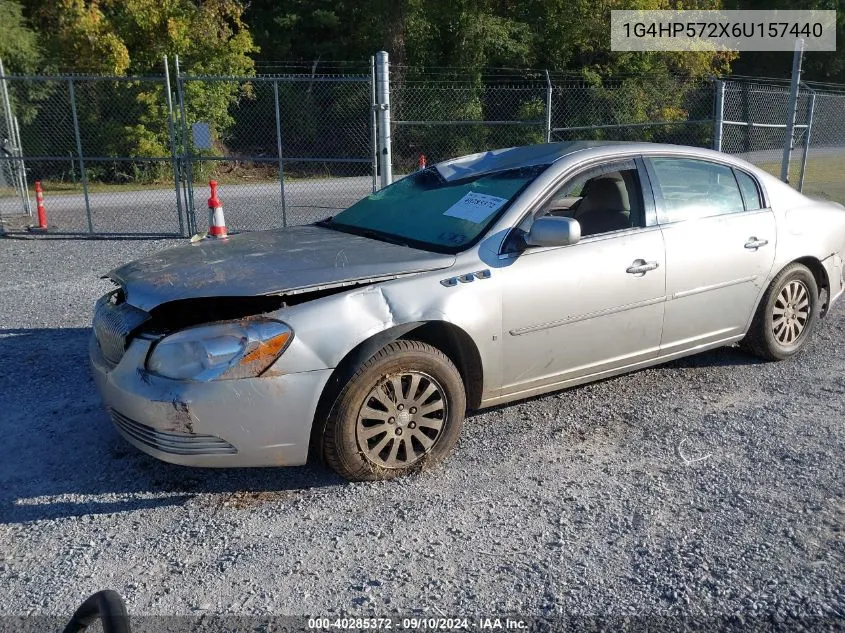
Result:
[108, 225, 455, 312]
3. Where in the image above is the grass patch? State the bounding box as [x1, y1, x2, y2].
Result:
[755, 154, 845, 205]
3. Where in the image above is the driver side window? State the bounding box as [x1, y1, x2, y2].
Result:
[530, 159, 646, 238]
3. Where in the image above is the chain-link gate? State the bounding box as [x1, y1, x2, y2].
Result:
[720, 80, 811, 183]
[0, 58, 32, 222]
[174, 64, 376, 235]
[718, 79, 845, 203]
[0, 61, 377, 236]
[0, 74, 183, 235]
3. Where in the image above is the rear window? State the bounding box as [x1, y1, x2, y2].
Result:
[734, 170, 763, 211]
[649, 158, 745, 223]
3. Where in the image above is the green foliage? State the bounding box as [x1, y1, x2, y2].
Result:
[723, 0, 845, 83]
[21, 0, 257, 75]
[28, 0, 845, 185]
[0, 0, 41, 73]
[246, 0, 733, 75]
[15, 0, 257, 182]
[244, 0, 734, 170]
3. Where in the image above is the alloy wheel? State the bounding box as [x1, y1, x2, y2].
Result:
[772, 280, 810, 345]
[356, 371, 447, 468]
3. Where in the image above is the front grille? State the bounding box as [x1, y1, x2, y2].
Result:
[93, 292, 150, 365]
[110, 409, 237, 456]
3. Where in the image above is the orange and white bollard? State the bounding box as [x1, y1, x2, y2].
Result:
[31, 180, 48, 231]
[207, 180, 228, 238]
[418, 154, 427, 171]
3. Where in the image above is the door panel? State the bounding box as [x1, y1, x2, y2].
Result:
[644, 156, 777, 353]
[660, 210, 776, 352]
[500, 227, 666, 395]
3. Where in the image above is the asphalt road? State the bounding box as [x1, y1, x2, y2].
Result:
[0, 176, 375, 235]
[1, 144, 843, 237]
[0, 236, 843, 629]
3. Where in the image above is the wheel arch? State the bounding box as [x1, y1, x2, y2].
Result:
[745, 255, 830, 339]
[743, 257, 825, 360]
[791, 256, 830, 316]
[308, 320, 484, 461]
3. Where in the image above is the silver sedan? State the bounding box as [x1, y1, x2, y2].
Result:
[90, 142, 845, 480]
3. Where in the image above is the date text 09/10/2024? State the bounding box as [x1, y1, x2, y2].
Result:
[307, 617, 529, 630]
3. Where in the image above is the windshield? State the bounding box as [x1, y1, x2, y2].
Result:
[324, 165, 547, 252]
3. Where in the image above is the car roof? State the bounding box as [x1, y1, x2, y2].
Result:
[434, 141, 636, 180]
[433, 141, 744, 181]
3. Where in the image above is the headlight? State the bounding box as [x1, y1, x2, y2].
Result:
[146, 319, 293, 381]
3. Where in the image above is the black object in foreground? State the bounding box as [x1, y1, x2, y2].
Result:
[61, 590, 130, 633]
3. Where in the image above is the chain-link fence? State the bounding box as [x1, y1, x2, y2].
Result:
[390, 71, 844, 208]
[391, 79, 548, 173]
[802, 87, 845, 204]
[719, 78, 845, 204]
[389, 72, 717, 170]
[179, 74, 374, 233]
[550, 76, 716, 148]
[0, 64, 375, 236]
[1, 58, 844, 237]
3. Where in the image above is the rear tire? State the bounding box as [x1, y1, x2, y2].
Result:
[322, 340, 466, 481]
[742, 263, 819, 361]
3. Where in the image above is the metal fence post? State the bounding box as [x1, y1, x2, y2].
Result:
[68, 78, 93, 233]
[741, 81, 752, 155]
[0, 58, 31, 216]
[545, 70, 552, 143]
[163, 55, 185, 236]
[375, 51, 392, 188]
[797, 90, 816, 192]
[713, 80, 725, 152]
[0, 58, 12, 145]
[174, 55, 196, 234]
[13, 115, 31, 216]
[272, 79, 288, 227]
[370, 56, 378, 192]
[781, 38, 805, 183]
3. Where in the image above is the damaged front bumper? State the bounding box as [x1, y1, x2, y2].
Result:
[90, 335, 332, 467]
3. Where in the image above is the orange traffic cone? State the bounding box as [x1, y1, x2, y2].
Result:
[207, 180, 228, 238]
[28, 180, 48, 232]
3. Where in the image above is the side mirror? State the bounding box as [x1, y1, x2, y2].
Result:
[525, 216, 581, 248]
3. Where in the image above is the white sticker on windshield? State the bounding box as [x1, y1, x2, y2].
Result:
[443, 192, 508, 224]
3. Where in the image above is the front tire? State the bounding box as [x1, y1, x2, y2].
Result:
[743, 263, 819, 361]
[322, 340, 466, 481]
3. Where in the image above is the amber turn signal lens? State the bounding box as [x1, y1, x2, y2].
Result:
[240, 331, 292, 366]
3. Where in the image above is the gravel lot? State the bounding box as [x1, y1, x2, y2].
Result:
[0, 235, 843, 628]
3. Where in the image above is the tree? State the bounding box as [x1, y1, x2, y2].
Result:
[17, 0, 258, 181]
[21, 0, 256, 75]
[0, 0, 41, 73]
[722, 0, 845, 83]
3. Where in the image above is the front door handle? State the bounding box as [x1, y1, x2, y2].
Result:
[626, 259, 660, 276]
[745, 237, 769, 250]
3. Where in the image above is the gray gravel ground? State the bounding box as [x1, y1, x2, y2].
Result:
[0, 235, 843, 629]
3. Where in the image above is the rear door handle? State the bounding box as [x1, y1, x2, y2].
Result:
[745, 237, 769, 250]
[626, 259, 660, 276]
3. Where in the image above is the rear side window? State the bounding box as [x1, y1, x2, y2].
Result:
[734, 170, 763, 211]
[649, 158, 745, 223]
